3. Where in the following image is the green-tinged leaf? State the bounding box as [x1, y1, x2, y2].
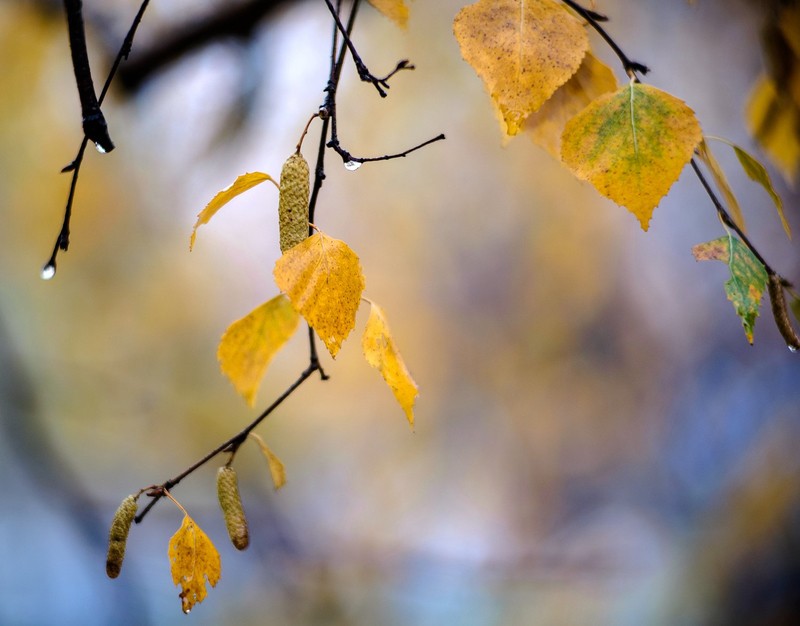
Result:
[273, 232, 365, 358]
[454, 0, 588, 136]
[362, 302, 418, 429]
[696, 139, 746, 233]
[366, 0, 409, 28]
[561, 82, 702, 230]
[217, 294, 300, 406]
[692, 235, 768, 343]
[190, 172, 277, 250]
[733, 145, 791, 239]
[249, 433, 287, 490]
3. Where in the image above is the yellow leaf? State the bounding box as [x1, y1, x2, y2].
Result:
[217, 294, 300, 407]
[168, 514, 221, 615]
[249, 432, 287, 490]
[453, 0, 588, 136]
[524, 51, 618, 159]
[366, 0, 409, 28]
[273, 232, 365, 358]
[746, 75, 800, 185]
[362, 302, 418, 429]
[190, 172, 277, 250]
[696, 139, 747, 233]
[561, 82, 702, 230]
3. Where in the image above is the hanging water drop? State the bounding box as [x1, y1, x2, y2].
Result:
[344, 160, 362, 171]
[40, 263, 56, 280]
[94, 142, 107, 154]
[789, 345, 798, 353]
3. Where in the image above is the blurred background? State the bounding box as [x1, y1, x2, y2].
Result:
[1, 0, 799, 624]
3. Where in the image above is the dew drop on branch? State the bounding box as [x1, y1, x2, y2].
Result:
[344, 160, 362, 171]
[789, 345, 798, 353]
[40, 263, 56, 280]
[95, 142, 107, 154]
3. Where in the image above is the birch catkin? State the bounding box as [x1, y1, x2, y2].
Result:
[278, 152, 310, 252]
[217, 466, 249, 550]
[106, 494, 138, 578]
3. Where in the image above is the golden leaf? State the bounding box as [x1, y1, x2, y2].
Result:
[217, 294, 300, 407]
[525, 51, 618, 159]
[362, 302, 418, 429]
[366, 0, 409, 28]
[273, 232, 365, 358]
[168, 514, 221, 614]
[696, 139, 746, 233]
[453, 0, 588, 136]
[249, 432, 287, 490]
[190, 172, 277, 250]
[561, 82, 702, 230]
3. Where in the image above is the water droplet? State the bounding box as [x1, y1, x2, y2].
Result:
[94, 142, 107, 154]
[183, 608, 191, 615]
[789, 345, 798, 353]
[40, 263, 56, 280]
[344, 160, 362, 171]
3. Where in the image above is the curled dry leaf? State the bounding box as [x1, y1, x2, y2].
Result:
[362, 302, 418, 429]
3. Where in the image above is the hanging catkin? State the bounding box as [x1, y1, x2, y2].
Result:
[106, 494, 138, 578]
[217, 466, 249, 550]
[278, 152, 310, 252]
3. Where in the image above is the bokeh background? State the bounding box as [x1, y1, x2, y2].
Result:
[1, 1, 799, 624]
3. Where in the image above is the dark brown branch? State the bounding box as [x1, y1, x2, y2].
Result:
[44, 0, 151, 277]
[117, 0, 291, 91]
[63, 0, 114, 152]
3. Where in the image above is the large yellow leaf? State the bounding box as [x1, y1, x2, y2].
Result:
[561, 83, 702, 230]
[453, 0, 588, 136]
[362, 302, 418, 429]
[525, 51, 618, 159]
[273, 232, 365, 358]
[190, 172, 277, 250]
[366, 0, 409, 28]
[168, 514, 221, 614]
[217, 294, 300, 407]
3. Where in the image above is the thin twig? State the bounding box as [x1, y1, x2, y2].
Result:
[135, 364, 319, 523]
[561, 0, 649, 78]
[322, 0, 414, 97]
[44, 0, 151, 277]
